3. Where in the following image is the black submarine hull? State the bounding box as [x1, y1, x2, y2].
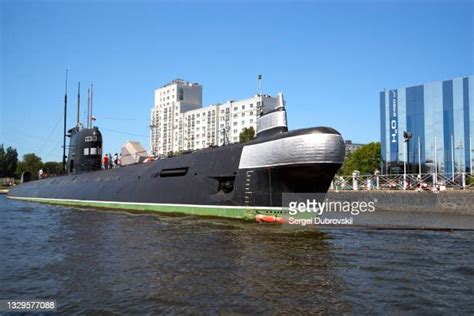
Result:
[8, 127, 345, 220]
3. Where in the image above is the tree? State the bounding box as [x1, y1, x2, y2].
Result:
[239, 127, 255, 143]
[16, 153, 44, 179]
[341, 142, 381, 176]
[44, 161, 63, 176]
[0, 144, 18, 177]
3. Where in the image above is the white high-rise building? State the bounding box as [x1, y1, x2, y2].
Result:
[150, 79, 202, 155]
[150, 79, 282, 156]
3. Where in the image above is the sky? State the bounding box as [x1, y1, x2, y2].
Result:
[1, 0, 473, 162]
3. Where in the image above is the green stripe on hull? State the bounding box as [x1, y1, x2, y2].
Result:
[7, 196, 260, 220]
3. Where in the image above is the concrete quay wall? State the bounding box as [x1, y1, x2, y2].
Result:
[326, 191, 474, 215]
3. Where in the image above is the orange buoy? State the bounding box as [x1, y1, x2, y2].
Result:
[255, 214, 286, 224]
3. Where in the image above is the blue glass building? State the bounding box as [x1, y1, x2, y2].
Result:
[380, 76, 473, 175]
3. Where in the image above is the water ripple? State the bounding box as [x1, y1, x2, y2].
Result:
[1, 196, 473, 314]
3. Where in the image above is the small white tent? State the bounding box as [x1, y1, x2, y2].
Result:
[121, 141, 148, 166]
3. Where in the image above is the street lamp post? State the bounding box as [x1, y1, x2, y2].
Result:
[403, 143, 407, 190]
[417, 137, 422, 190]
[470, 135, 473, 176]
[456, 142, 465, 189]
[403, 131, 412, 190]
[451, 134, 455, 182]
[418, 136, 422, 177]
[434, 136, 438, 186]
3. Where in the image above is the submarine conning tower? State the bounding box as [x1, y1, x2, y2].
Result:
[256, 92, 288, 138]
[67, 124, 103, 174]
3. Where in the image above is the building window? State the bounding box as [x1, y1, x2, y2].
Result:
[242, 105, 245, 110]
[233, 107, 238, 111]
[233, 122, 237, 126]
[250, 103, 254, 108]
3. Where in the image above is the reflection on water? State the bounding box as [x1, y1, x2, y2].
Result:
[0, 195, 473, 314]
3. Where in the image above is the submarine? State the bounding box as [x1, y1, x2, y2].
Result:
[8, 89, 345, 221]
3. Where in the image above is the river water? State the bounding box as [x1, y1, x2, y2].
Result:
[1, 195, 473, 314]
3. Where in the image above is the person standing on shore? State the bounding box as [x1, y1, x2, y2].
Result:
[113, 153, 119, 168]
[103, 155, 109, 170]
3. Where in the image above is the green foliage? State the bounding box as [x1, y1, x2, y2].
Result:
[336, 151, 351, 175]
[239, 127, 255, 143]
[16, 153, 44, 178]
[0, 144, 19, 177]
[44, 161, 64, 175]
[341, 142, 381, 176]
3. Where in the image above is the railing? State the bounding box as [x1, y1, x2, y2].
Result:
[331, 173, 474, 191]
